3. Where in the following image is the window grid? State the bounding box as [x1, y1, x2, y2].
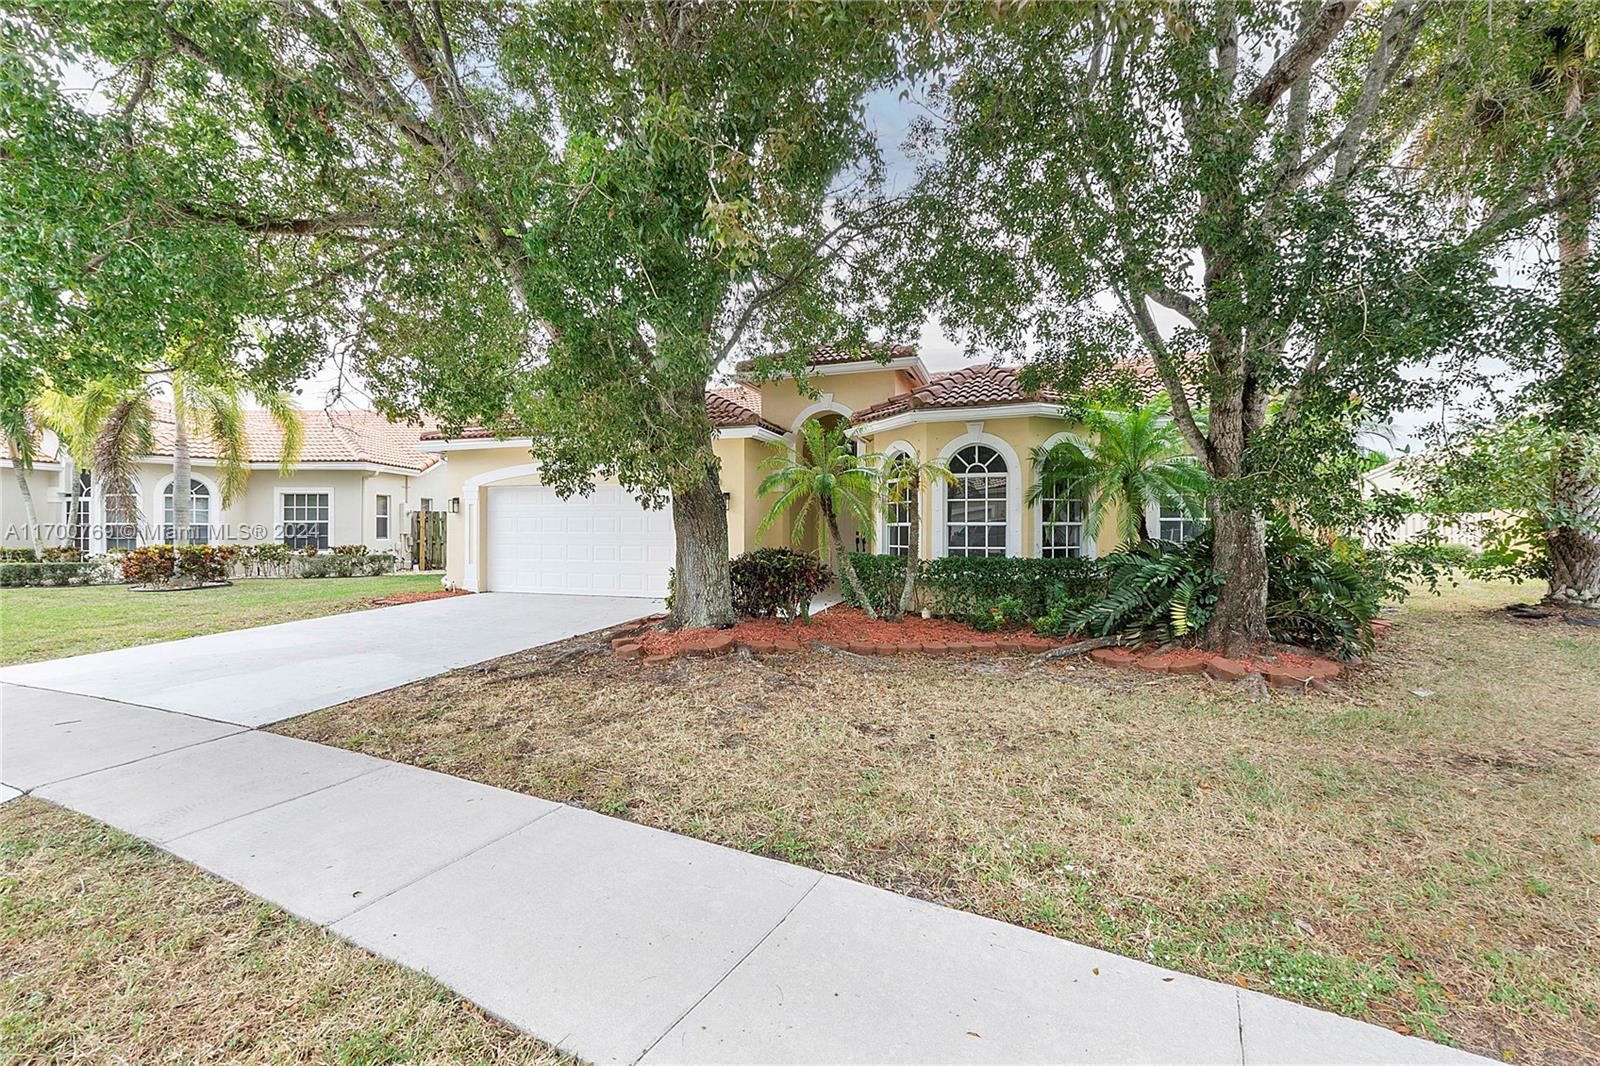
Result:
[68, 471, 91, 553]
[946, 445, 1008, 558]
[375, 495, 391, 539]
[282, 492, 331, 550]
[163, 479, 211, 545]
[105, 476, 141, 550]
[1041, 493, 1086, 558]
[1158, 500, 1205, 545]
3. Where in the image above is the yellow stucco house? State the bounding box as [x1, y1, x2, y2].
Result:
[419, 345, 1197, 597]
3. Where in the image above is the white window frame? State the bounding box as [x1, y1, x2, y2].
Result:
[156, 472, 219, 545]
[103, 475, 143, 550]
[876, 441, 918, 559]
[1033, 431, 1097, 560]
[375, 494, 391, 540]
[1146, 497, 1207, 545]
[276, 487, 335, 551]
[933, 429, 1021, 558]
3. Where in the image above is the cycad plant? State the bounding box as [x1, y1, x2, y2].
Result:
[1028, 395, 1209, 545]
[879, 452, 954, 620]
[39, 368, 301, 584]
[756, 418, 880, 618]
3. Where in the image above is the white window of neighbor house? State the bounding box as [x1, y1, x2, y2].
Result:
[419, 497, 433, 512]
[375, 494, 391, 539]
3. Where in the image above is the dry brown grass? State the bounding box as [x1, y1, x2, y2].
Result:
[0, 799, 571, 1065]
[277, 580, 1600, 1064]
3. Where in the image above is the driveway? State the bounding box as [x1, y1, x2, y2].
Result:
[0, 592, 657, 727]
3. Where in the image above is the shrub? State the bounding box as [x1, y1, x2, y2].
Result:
[331, 544, 368, 556]
[1063, 541, 1219, 643]
[300, 551, 397, 578]
[842, 554, 1103, 623]
[238, 542, 293, 577]
[41, 546, 83, 562]
[120, 544, 237, 585]
[730, 548, 830, 620]
[971, 593, 1028, 632]
[837, 553, 907, 616]
[0, 561, 103, 587]
[0, 547, 39, 562]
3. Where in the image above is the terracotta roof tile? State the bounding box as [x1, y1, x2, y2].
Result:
[149, 403, 439, 473]
[851, 361, 1162, 425]
[734, 341, 918, 373]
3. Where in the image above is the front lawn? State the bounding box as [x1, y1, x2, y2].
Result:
[0, 799, 565, 1063]
[277, 580, 1600, 1064]
[0, 573, 444, 666]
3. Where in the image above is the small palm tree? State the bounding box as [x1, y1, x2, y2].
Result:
[40, 368, 301, 584]
[1028, 395, 1209, 545]
[1, 403, 48, 548]
[757, 418, 880, 618]
[879, 452, 954, 620]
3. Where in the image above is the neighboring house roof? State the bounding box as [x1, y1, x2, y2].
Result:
[149, 403, 441, 473]
[418, 389, 783, 443]
[851, 361, 1163, 426]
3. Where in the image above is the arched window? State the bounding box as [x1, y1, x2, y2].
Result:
[163, 478, 212, 544]
[946, 444, 1008, 557]
[1040, 486, 1087, 558]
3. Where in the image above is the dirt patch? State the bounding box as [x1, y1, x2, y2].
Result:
[277, 580, 1600, 1064]
[634, 605, 1066, 658]
[371, 588, 472, 606]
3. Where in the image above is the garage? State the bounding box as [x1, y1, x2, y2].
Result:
[483, 484, 674, 597]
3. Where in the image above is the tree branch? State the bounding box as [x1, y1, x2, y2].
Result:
[170, 203, 383, 235]
[1244, 0, 1358, 114]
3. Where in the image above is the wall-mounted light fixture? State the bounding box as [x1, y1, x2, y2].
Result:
[448, 497, 461, 513]
[721, 491, 731, 510]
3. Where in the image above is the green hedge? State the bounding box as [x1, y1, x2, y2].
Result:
[298, 552, 398, 578]
[0, 561, 105, 587]
[842, 553, 1104, 621]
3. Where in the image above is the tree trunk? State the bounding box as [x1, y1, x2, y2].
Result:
[1545, 434, 1600, 608]
[669, 455, 736, 628]
[12, 464, 40, 546]
[895, 470, 921, 620]
[1206, 500, 1272, 655]
[824, 498, 876, 620]
[171, 417, 192, 585]
[1545, 81, 1599, 608]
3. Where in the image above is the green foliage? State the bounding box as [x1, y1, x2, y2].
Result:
[842, 553, 1104, 625]
[1060, 521, 1392, 658]
[120, 544, 238, 585]
[39, 546, 83, 562]
[970, 594, 1028, 633]
[299, 553, 397, 579]
[0, 548, 38, 562]
[729, 548, 830, 621]
[331, 545, 369, 557]
[1028, 395, 1209, 544]
[0, 561, 103, 587]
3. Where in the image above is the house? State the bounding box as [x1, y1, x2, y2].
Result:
[1, 406, 448, 559]
[420, 346, 1196, 598]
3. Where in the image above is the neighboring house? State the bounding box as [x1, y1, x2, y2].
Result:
[1362, 456, 1491, 548]
[1, 406, 448, 559]
[421, 345, 1195, 598]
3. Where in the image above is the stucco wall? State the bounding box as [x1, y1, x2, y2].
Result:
[1, 463, 66, 548]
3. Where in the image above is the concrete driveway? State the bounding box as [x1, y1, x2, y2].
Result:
[0, 592, 657, 727]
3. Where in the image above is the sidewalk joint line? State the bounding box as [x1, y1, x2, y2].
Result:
[630, 869, 825, 1066]
[25, 728, 249, 793]
[328, 801, 565, 926]
[160, 762, 391, 845]
[0, 680, 255, 729]
[1235, 988, 1246, 1065]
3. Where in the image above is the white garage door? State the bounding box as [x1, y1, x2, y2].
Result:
[485, 484, 674, 597]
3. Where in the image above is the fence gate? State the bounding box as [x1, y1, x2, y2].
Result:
[411, 509, 447, 570]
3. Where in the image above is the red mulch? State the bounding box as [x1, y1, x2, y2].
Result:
[371, 589, 472, 606]
[636, 605, 1070, 658]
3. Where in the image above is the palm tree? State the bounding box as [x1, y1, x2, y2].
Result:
[39, 369, 301, 584]
[1, 405, 47, 549]
[1028, 395, 1209, 546]
[879, 452, 954, 620]
[757, 418, 881, 619]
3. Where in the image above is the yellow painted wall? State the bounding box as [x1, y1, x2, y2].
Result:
[751, 368, 923, 432]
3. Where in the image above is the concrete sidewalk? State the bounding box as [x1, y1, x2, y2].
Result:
[0, 682, 1487, 1064]
[0, 592, 658, 726]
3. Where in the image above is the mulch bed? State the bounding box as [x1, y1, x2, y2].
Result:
[611, 604, 1376, 691]
[370, 588, 472, 606]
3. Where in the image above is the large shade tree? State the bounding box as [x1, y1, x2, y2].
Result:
[884, 1, 1589, 654]
[7, 2, 913, 626]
